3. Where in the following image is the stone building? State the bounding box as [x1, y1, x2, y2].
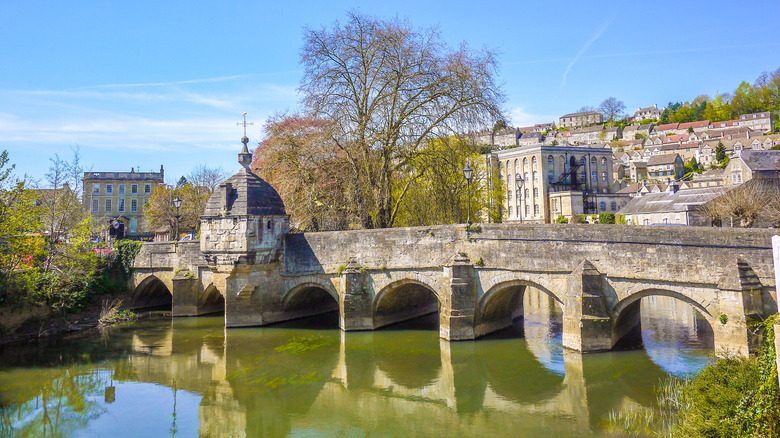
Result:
[722, 150, 780, 186]
[647, 154, 684, 180]
[558, 111, 603, 128]
[83, 166, 164, 238]
[493, 144, 628, 223]
[633, 104, 662, 121]
[738, 112, 774, 133]
[618, 183, 721, 226]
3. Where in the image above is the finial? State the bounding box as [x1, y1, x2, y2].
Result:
[237, 112, 253, 168]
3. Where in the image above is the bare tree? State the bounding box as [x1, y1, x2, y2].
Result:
[300, 12, 505, 228]
[598, 97, 626, 122]
[703, 179, 780, 228]
[187, 163, 229, 193]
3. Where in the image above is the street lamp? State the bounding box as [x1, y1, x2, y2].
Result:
[515, 173, 524, 224]
[463, 164, 473, 226]
[173, 196, 182, 241]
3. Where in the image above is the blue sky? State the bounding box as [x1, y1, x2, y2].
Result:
[2, 0, 779, 184]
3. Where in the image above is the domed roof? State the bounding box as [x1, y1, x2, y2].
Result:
[202, 167, 287, 217]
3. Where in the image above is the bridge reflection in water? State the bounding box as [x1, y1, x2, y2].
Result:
[0, 291, 712, 437]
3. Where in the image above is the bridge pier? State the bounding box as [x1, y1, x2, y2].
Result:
[171, 270, 200, 316]
[713, 259, 767, 356]
[339, 262, 373, 331]
[562, 260, 612, 353]
[440, 253, 477, 341]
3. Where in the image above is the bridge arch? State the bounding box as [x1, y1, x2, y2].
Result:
[278, 279, 340, 324]
[131, 274, 173, 310]
[611, 287, 715, 349]
[373, 278, 440, 329]
[199, 283, 225, 315]
[475, 279, 563, 338]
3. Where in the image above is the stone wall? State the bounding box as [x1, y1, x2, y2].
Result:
[292, 224, 778, 292]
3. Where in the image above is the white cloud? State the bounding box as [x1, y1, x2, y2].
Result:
[509, 107, 556, 127]
[559, 14, 617, 89]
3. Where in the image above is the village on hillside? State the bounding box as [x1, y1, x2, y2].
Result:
[475, 105, 779, 227]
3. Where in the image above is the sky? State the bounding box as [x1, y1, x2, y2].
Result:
[2, 0, 779, 184]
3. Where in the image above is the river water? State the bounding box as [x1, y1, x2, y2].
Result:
[0, 292, 713, 437]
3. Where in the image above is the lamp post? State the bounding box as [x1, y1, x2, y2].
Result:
[515, 173, 524, 224]
[173, 196, 182, 241]
[463, 164, 473, 226]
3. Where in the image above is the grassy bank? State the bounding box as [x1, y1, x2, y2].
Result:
[609, 314, 780, 437]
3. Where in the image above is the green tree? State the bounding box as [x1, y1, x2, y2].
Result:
[715, 141, 728, 165]
[730, 81, 757, 117]
[392, 137, 503, 226]
[144, 183, 209, 238]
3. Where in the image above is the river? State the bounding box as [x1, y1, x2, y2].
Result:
[0, 291, 713, 437]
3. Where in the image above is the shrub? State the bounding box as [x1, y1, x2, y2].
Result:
[599, 213, 616, 224]
[615, 214, 627, 224]
[555, 215, 569, 224]
[570, 214, 587, 224]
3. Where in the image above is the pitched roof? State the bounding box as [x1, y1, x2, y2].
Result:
[737, 150, 780, 171]
[678, 120, 710, 130]
[618, 187, 723, 214]
[655, 123, 679, 131]
[203, 167, 287, 217]
[647, 153, 680, 166]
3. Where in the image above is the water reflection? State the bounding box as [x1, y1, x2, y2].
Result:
[0, 291, 714, 437]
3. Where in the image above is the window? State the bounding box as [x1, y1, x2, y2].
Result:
[600, 201, 606, 211]
[507, 190, 512, 200]
[118, 199, 125, 212]
[732, 171, 742, 184]
[643, 218, 650, 225]
[611, 202, 617, 212]
[591, 171, 597, 183]
[524, 172, 529, 184]
[516, 206, 520, 216]
[508, 208, 512, 217]
[105, 199, 112, 213]
[602, 172, 608, 182]
[525, 205, 530, 216]
[144, 184, 151, 194]
[533, 171, 538, 182]
[92, 184, 100, 195]
[534, 204, 540, 215]
[552, 198, 559, 213]
[106, 184, 113, 194]
[118, 184, 125, 194]
[533, 188, 539, 198]
[601, 157, 607, 167]
[131, 199, 138, 213]
[131, 184, 138, 194]
[516, 189, 521, 199]
[524, 188, 529, 198]
[91, 199, 98, 212]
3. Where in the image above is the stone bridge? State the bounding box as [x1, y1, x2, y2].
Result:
[131, 223, 778, 356]
[130, 142, 779, 356]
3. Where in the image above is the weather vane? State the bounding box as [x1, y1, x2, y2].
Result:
[237, 111, 253, 139]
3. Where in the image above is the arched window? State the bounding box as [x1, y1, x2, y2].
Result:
[591, 171, 597, 183]
[524, 172, 529, 184]
[611, 201, 617, 211]
[516, 206, 521, 216]
[525, 205, 530, 216]
[643, 218, 650, 225]
[599, 201, 606, 211]
[559, 155, 566, 174]
[533, 188, 539, 198]
[533, 171, 538, 182]
[547, 155, 555, 183]
[602, 172, 608, 182]
[514, 159, 519, 174]
[601, 157, 607, 167]
[525, 188, 530, 198]
[498, 162, 503, 179]
[523, 157, 528, 172]
[534, 204, 540, 215]
[590, 157, 597, 168]
[532, 156, 538, 168]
